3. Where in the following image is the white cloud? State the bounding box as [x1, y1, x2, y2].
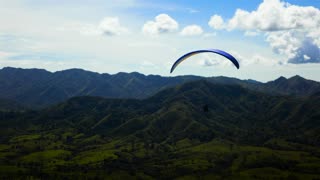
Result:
[231, 51, 280, 66]
[224, 0, 320, 64]
[142, 14, 179, 35]
[208, 15, 225, 30]
[98, 17, 128, 36]
[266, 30, 301, 59]
[288, 38, 320, 64]
[266, 30, 320, 64]
[228, 0, 320, 31]
[57, 23, 101, 36]
[199, 59, 217, 67]
[58, 17, 129, 37]
[199, 53, 238, 68]
[307, 29, 320, 47]
[250, 55, 279, 66]
[180, 25, 203, 36]
[303, 55, 310, 60]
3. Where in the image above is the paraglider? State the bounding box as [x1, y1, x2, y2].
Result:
[202, 104, 209, 113]
[170, 49, 240, 73]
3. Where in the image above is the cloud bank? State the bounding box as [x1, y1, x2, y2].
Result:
[228, 0, 320, 32]
[210, 0, 320, 64]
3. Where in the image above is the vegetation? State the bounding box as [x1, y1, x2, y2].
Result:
[0, 80, 319, 179]
[1, 67, 319, 108]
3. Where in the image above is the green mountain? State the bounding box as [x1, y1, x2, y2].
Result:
[1, 67, 319, 109]
[1, 80, 319, 179]
[253, 75, 320, 96]
[0, 98, 26, 111]
[0, 67, 201, 108]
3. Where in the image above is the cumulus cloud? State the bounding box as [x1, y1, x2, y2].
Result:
[59, 17, 128, 36]
[200, 59, 216, 67]
[248, 55, 279, 66]
[199, 53, 237, 67]
[303, 55, 310, 61]
[308, 30, 320, 46]
[223, 0, 320, 64]
[98, 17, 128, 36]
[233, 51, 280, 67]
[288, 38, 320, 63]
[208, 15, 225, 30]
[266, 30, 301, 59]
[268, 31, 320, 64]
[142, 14, 179, 35]
[266, 30, 320, 64]
[180, 25, 203, 36]
[228, 0, 320, 31]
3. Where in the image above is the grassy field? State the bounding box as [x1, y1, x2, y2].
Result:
[2, 132, 319, 179]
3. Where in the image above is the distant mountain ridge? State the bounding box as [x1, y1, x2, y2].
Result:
[259, 75, 320, 96]
[0, 67, 319, 108]
[0, 67, 201, 108]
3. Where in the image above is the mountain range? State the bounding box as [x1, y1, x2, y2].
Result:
[0, 77, 319, 179]
[0, 67, 319, 109]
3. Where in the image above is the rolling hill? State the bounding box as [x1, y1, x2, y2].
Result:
[0, 80, 319, 179]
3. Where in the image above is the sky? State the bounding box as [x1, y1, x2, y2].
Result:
[0, 0, 319, 82]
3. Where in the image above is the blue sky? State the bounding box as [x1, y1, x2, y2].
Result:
[0, 0, 319, 82]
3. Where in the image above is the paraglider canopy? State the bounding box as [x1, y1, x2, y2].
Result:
[170, 49, 240, 73]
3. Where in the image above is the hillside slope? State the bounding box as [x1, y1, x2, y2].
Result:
[1, 81, 319, 179]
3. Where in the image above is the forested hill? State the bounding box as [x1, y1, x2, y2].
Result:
[0, 80, 319, 179]
[0, 67, 319, 108]
[0, 67, 200, 108]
